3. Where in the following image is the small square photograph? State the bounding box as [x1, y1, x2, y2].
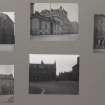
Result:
[29, 54, 80, 95]
[94, 14, 105, 51]
[0, 65, 14, 103]
[0, 12, 15, 51]
[30, 3, 79, 41]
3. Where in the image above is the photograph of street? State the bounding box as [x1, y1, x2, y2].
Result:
[30, 3, 79, 41]
[29, 54, 80, 95]
[0, 65, 14, 103]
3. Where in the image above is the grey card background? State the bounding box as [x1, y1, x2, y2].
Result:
[0, 0, 105, 105]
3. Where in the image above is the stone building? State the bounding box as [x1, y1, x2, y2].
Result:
[0, 13, 15, 44]
[30, 12, 59, 35]
[29, 61, 56, 81]
[94, 14, 105, 49]
[0, 74, 14, 95]
[30, 3, 78, 35]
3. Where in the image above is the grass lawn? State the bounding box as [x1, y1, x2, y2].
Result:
[29, 81, 79, 95]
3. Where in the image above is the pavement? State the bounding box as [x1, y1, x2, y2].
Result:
[0, 95, 14, 103]
[31, 34, 79, 41]
[29, 81, 79, 94]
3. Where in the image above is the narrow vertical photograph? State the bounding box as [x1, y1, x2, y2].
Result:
[0, 65, 14, 103]
[94, 14, 105, 51]
[0, 12, 15, 51]
[30, 3, 79, 41]
[29, 54, 80, 95]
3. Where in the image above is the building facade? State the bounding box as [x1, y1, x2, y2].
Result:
[94, 14, 105, 49]
[0, 74, 14, 95]
[0, 13, 15, 44]
[29, 61, 56, 81]
[30, 3, 78, 35]
[71, 57, 80, 81]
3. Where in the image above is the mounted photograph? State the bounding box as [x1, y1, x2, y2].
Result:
[94, 14, 105, 51]
[0, 12, 15, 51]
[30, 3, 79, 41]
[29, 54, 80, 95]
[0, 65, 14, 103]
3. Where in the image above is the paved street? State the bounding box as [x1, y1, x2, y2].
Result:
[31, 34, 79, 41]
[29, 81, 79, 95]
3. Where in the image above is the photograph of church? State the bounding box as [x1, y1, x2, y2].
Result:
[94, 14, 105, 50]
[0, 12, 15, 44]
[0, 65, 14, 103]
[30, 3, 79, 41]
[29, 54, 80, 95]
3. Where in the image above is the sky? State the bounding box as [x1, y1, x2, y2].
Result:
[33, 3, 78, 22]
[0, 65, 14, 77]
[29, 54, 80, 75]
[0, 12, 15, 23]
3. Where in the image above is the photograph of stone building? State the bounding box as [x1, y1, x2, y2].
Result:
[94, 14, 105, 50]
[0, 65, 14, 103]
[29, 61, 56, 81]
[30, 3, 79, 41]
[0, 12, 15, 44]
[29, 54, 80, 95]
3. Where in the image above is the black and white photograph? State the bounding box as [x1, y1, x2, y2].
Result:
[29, 54, 80, 95]
[0, 12, 15, 50]
[30, 3, 79, 41]
[94, 14, 105, 51]
[0, 65, 14, 103]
